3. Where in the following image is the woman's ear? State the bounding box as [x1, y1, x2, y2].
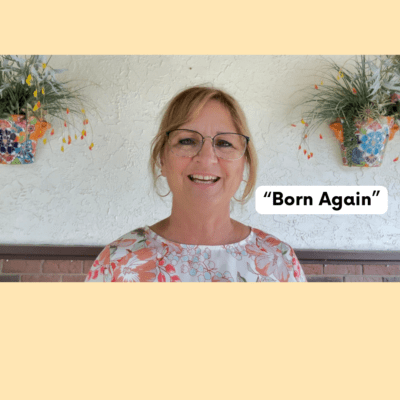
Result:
[160, 155, 166, 177]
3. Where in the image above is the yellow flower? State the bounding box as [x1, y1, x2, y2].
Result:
[42, 63, 47, 69]
[81, 109, 85, 113]
[33, 90, 37, 98]
[62, 137, 66, 143]
[43, 138, 47, 144]
[41, 87, 45, 95]
[26, 74, 32, 86]
[32, 101, 41, 111]
[61, 146, 64, 152]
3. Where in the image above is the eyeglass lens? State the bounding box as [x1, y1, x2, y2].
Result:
[168, 130, 246, 160]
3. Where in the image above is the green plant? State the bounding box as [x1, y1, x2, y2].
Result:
[0, 55, 94, 151]
[295, 55, 400, 165]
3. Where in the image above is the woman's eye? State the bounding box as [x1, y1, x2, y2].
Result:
[216, 140, 232, 147]
[179, 138, 196, 145]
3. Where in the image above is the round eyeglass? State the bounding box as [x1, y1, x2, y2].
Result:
[166, 129, 250, 160]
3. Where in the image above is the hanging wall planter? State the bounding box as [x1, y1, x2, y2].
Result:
[293, 55, 400, 166]
[0, 115, 51, 164]
[329, 116, 399, 167]
[0, 55, 94, 165]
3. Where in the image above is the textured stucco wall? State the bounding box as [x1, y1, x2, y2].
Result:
[1, 55, 399, 249]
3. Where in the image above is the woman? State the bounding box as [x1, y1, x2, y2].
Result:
[86, 86, 307, 282]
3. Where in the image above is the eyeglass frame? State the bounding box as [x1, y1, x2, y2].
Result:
[165, 129, 250, 160]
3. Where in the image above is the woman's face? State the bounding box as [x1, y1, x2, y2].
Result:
[161, 99, 246, 208]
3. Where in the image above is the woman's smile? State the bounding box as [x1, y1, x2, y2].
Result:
[188, 174, 220, 183]
[187, 173, 222, 190]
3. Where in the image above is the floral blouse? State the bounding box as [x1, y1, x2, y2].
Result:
[85, 226, 307, 282]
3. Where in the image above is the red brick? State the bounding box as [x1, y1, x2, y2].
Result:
[42, 260, 82, 274]
[83, 260, 96, 274]
[306, 276, 343, 282]
[21, 274, 61, 282]
[62, 275, 87, 282]
[344, 275, 382, 282]
[345, 276, 382, 282]
[363, 265, 400, 275]
[302, 264, 323, 275]
[324, 264, 362, 275]
[2, 260, 42, 274]
[383, 277, 400, 282]
[0, 274, 20, 282]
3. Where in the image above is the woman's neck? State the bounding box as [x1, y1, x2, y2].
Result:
[150, 200, 250, 245]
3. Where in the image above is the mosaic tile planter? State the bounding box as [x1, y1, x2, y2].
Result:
[329, 116, 399, 167]
[0, 115, 51, 165]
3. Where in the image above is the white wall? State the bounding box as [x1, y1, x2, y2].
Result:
[1, 55, 399, 249]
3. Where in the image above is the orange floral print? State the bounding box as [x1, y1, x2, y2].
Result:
[85, 227, 307, 283]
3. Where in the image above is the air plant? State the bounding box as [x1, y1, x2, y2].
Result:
[295, 55, 400, 165]
[0, 55, 95, 154]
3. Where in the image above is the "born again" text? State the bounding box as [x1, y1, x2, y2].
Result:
[272, 191, 374, 211]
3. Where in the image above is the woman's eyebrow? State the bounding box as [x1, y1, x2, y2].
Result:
[179, 128, 239, 135]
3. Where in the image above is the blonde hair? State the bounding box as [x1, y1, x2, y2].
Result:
[150, 85, 258, 204]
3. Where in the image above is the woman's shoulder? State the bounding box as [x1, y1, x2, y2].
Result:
[85, 227, 152, 282]
[108, 227, 149, 258]
[251, 227, 293, 250]
[249, 227, 306, 282]
[249, 227, 297, 263]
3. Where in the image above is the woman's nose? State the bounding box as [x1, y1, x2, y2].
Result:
[194, 137, 218, 161]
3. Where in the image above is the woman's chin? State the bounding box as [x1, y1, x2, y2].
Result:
[171, 177, 240, 206]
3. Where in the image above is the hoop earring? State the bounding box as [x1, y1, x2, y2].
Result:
[233, 179, 248, 202]
[156, 174, 171, 197]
